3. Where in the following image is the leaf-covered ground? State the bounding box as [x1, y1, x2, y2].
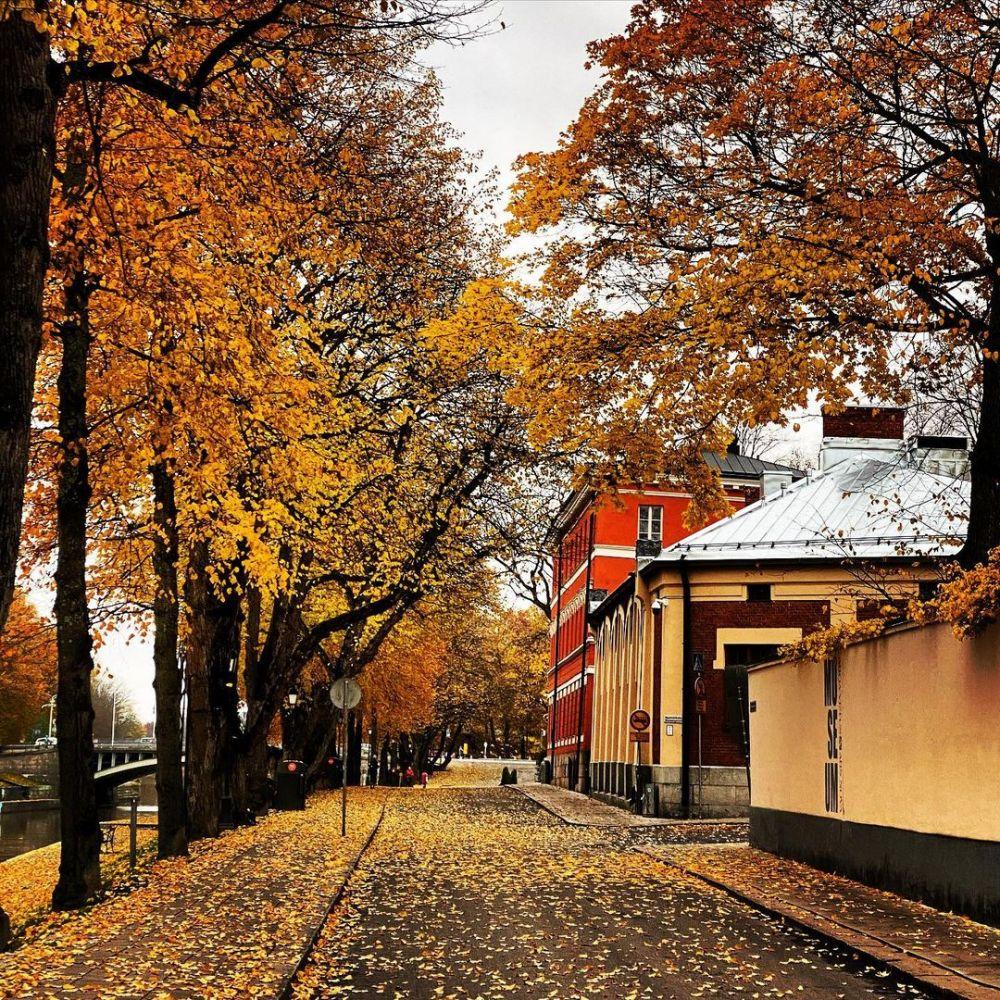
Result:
[653, 844, 1000, 989]
[0, 791, 384, 999]
[429, 761, 533, 788]
[0, 824, 157, 940]
[292, 787, 926, 998]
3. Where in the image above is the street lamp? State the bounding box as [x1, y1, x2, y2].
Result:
[42, 696, 56, 740]
[286, 691, 299, 708]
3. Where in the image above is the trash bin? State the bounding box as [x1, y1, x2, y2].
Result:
[275, 759, 306, 810]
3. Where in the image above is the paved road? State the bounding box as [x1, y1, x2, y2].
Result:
[292, 787, 926, 999]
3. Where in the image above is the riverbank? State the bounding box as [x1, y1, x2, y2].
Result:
[0, 823, 158, 941]
[0, 790, 385, 1000]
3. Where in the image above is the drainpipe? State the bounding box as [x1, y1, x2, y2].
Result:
[574, 513, 596, 792]
[549, 537, 565, 781]
[680, 555, 692, 818]
[651, 596, 663, 764]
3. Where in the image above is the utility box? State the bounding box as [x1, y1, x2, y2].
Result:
[276, 759, 306, 810]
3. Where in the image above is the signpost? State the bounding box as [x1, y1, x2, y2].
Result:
[692, 654, 707, 817]
[629, 709, 651, 733]
[330, 678, 362, 837]
[629, 708, 651, 811]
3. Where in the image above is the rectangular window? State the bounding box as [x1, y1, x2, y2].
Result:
[747, 583, 772, 602]
[638, 504, 663, 542]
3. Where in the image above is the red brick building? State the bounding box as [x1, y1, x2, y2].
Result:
[546, 450, 801, 789]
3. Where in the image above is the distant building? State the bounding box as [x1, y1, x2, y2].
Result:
[588, 407, 970, 817]
[547, 450, 802, 790]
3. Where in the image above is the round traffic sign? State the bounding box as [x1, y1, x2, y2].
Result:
[329, 677, 362, 710]
[629, 709, 651, 732]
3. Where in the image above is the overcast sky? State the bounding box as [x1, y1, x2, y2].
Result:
[96, 0, 636, 723]
[428, 0, 634, 211]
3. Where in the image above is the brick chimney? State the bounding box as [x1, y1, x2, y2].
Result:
[819, 405, 906, 471]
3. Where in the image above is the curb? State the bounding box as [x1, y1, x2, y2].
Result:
[276, 794, 388, 1000]
[636, 846, 1000, 1000]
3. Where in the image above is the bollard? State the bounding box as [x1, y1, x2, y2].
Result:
[129, 796, 138, 872]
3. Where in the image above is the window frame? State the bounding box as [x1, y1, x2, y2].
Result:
[638, 504, 664, 543]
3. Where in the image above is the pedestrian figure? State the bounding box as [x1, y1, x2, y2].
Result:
[404, 765, 415, 787]
[420, 770, 428, 788]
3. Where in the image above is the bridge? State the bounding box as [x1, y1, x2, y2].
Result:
[0, 741, 162, 804]
[92, 743, 159, 802]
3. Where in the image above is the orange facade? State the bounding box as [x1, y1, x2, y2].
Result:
[548, 483, 758, 789]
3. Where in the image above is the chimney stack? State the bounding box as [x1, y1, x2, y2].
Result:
[907, 435, 970, 478]
[819, 406, 905, 471]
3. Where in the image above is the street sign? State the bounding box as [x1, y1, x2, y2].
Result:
[629, 709, 651, 732]
[629, 731, 650, 743]
[329, 677, 362, 710]
[694, 673, 707, 715]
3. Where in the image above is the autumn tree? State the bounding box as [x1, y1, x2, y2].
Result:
[0, 589, 56, 744]
[502, 0, 1000, 565]
[6, 0, 496, 906]
[0, 0, 490, 637]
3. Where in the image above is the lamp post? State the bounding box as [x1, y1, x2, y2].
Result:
[43, 696, 56, 740]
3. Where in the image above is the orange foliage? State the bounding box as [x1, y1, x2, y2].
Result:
[0, 591, 56, 744]
[498, 1, 998, 544]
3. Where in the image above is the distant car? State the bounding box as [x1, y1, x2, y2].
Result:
[34, 736, 56, 747]
[139, 736, 155, 745]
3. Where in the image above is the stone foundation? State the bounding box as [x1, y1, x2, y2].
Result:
[588, 761, 749, 818]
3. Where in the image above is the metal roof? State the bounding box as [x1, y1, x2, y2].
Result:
[705, 451, 805, 480]
[650, 456, 969, 564]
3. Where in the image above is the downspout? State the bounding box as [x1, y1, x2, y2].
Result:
[574, 513, 596, 792]
[651, 596, 663, 764]
[680, 555, 692, 818]
[549, 536, 564, 778]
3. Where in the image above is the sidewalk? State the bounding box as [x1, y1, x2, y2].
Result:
[0, 790, 385, 1000]
[645, 842, 1000, 999]
[516, 781, 746, 832]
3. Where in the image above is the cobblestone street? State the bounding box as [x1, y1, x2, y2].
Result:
[292, 786, 927, 999]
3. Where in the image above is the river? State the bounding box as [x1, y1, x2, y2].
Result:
[0, 777, 158, 862]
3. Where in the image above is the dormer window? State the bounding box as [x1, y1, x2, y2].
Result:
[638, 505, 663, 543]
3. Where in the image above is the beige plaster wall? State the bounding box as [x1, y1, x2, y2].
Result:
[750, 620, 1000, 842]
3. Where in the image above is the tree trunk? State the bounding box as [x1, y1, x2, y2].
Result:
[52, 273, 100, 911]
[231, 586, 273, 818]
[962, 324, 1000, 567]
[232, 720, 270, 820]
[0, 14, 55, 635]
[184, 542, 242, 839]
[151, 456, 187, 858]
[378, 737, 391, 786]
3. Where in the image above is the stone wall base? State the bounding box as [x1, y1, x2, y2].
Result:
[551, 751, 589, 792]
[588, 761, 749, 819]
